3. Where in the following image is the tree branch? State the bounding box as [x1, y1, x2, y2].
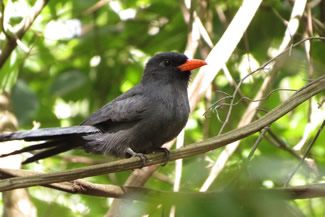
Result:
[0, 0, 49, 69]
[1, 167, 325, 201]
[0, 75, 324, 192]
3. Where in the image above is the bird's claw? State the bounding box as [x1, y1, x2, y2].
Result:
[126, 148, 148, 167]
[134, 153, 148, 167]
[155, 147, 170, 166]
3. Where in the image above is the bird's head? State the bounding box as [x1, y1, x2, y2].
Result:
[141, 52, 207, 85]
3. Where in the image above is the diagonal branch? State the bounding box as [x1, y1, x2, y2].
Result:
[0, 75, 324, 192]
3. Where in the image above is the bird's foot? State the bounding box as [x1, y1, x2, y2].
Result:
[154, 147, 170, 166]
[126, 148, 148, 167]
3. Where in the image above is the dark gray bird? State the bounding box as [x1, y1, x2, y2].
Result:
[0, 52, 207, 164]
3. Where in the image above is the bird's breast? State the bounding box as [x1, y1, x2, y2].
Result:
[145, 86, 190, 145]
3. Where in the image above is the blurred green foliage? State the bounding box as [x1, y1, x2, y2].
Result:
[1, 0, 325, 216]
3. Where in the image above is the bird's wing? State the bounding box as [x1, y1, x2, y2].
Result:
[81, 88, 148, 126]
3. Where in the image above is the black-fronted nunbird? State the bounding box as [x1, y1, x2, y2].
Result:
[0, 52, 207, 165]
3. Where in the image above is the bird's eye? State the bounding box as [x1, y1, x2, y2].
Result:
[162, 59, 171, 66]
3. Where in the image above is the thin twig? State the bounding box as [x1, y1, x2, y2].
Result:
[247, 126, 270, 161]
[81, 0, 110, 17]
[285, 120, 325, 187]
[218, 37, 325, 135]
[205, 88, 297, 119]
[226, 125, 271, 188]
[266, 130, 302, 160]
[318, 97, 325, 108]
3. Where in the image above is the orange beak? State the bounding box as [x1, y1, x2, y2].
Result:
[177, 59, 207, 72]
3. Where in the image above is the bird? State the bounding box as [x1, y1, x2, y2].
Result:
[0, 52, 207, 165]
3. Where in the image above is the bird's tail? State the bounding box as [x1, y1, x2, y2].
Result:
[0, 126, 100, 142]
[0, 126, 101, 164]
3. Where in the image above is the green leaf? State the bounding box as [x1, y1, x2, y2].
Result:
[12, 80, 39, 125]
[49, 70, 87, 96]
[0, 50, 20, 91]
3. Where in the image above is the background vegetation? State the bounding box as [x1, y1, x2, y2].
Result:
[0, 0, 325, 216]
